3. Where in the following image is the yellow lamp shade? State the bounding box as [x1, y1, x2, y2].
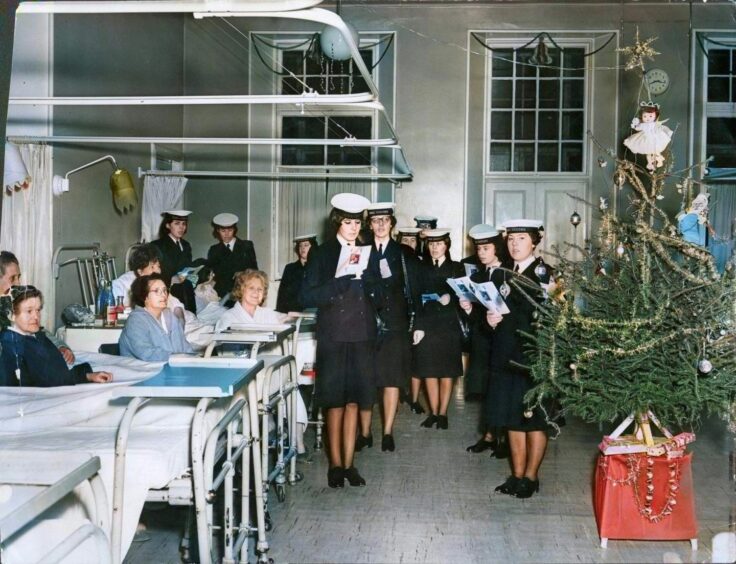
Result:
[110, 168, 137, 213]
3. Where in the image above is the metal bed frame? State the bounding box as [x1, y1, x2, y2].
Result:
[52, 244, 118, 310]
[111, 359, 269, 564]
[0, 456, 111, 564]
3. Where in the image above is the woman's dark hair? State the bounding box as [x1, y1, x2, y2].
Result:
[130, 274, 166, 307]
[505, 230, 543, 249]
[129, 244, 162, 273]
[0, 251, 19, 276]
[212, 223, 238, 240]
[369, 214, 397, 230]
[293, 238, 317, 257]
[427, 236, 452, 260]
[10, 285, 43, 315]
[485, 234, 510, 265]
[158, 214, 188, 240]
[329, 208, 363, 230]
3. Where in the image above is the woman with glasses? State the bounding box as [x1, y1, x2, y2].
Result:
[0, 286, 112, 386]
[119, 274, 193, 361]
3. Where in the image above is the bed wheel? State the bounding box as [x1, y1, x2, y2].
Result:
[264, 511, 273, 532]
[276, 484, 286, 502]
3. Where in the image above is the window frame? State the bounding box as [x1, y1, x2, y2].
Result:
[483, 36, 593, 179]
[701, 37, 736, 171]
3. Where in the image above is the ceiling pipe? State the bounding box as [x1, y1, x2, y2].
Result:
[16, 0, 323, 15]
[7, 135, 399, 147]
[8, 93, 378, 106]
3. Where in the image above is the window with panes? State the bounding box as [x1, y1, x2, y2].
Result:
[280, 48, 374, 167]
[705, 47, 736, 169]
[488, 47, 586, 173]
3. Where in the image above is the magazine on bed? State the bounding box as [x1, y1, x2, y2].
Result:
[447, 276, 510, 315]
[335, 245, 372, 277]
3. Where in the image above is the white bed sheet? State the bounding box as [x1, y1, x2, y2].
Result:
[0, 352, 218, 563]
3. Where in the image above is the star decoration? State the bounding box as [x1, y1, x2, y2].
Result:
[617, 28, 659, 72]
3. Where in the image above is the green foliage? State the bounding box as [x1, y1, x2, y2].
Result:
[527, 164, 736, 428]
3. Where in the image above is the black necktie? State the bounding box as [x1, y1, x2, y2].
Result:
[513, 264, 519, 273]
[178, 241, 183, 252]
[487, 267, 492, 281]
[378, 243, 383, 256]
[434, 259, 439, 268]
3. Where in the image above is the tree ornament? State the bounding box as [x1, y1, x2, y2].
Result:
[597, 157, 608, 168]
[570, 211, 582, 227]
[613, 168, 626, 187]
[616, 242, 625, 256]
[617, 28, 660, 72]
[523, 409, 534, 419]
[698, 359, 713, 374]
[499, 280, 510, 299]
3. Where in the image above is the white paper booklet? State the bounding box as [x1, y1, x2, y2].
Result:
[446, 276, 478, 302]
[335, 245, 372, 278]
[464, 263, 478, 277]
[471, 280, 510, 315]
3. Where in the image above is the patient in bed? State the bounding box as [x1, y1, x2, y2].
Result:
[118, 274, 194, 361]
[0, 286, 113, 386]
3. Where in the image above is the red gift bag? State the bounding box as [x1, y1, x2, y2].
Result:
[594, 452, 697, 543]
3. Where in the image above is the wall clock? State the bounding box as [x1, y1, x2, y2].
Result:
[645, 68, 670, 96]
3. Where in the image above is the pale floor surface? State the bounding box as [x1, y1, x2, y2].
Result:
[126, 385, 734, 563]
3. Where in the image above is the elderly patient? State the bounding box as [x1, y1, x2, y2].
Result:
[119, 274, 194, 361]
[215, 270, 310, 457]
[0, 286, 112, 386]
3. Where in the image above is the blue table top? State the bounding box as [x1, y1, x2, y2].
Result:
[111, 360, 263, 399]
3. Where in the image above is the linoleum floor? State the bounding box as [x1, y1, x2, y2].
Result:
[126, 385, 734, 563]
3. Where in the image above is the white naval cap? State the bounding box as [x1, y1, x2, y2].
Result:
[502, 219, 544, 235]
[414, 215, 438, 229]
[468, 224, 503, 244]
[162, 209, 192, 218]
[294, 233, 318, 243]
[366, 202, 396, 217]
[422, 228, 451, 242]
[212, 212, 239, 227]
[397, 227, 422, 237]
[330, 193, 371, 218]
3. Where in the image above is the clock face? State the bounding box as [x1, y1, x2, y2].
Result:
[645, 68, 670, 96]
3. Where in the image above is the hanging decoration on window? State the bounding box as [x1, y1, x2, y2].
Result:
[470, 31, 616, 68]
[320, 22, 359, 61]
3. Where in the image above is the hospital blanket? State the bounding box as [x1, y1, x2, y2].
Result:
[0, 352, 216, 563]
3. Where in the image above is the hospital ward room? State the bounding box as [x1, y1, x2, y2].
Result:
[2, 0, 736, 563]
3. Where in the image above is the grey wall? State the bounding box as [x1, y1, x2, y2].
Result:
[51, 14, 185, 325]
[5, 3, 736, 324]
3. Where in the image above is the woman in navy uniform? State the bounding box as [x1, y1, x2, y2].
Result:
[300, 193, 381, 488]
[487, 219, 553, 499]
[275, 234, 316, 314]
[458, 225, 510, 457]
[412, 229, 464, 429]
[151, 210, 197, 313]
[206, 213, 258, 299]
[355, 203, 413, 453]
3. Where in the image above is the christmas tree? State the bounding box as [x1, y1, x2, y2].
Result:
[526, 34, 736, 430]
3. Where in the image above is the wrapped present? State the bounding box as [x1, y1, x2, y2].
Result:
[599, 411, 695, 458]
[595, 452, 697, 545]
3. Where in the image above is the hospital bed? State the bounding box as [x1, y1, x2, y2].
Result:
[0, 455, 110, 564]
[0, 352, 271, 564]
[203, 323, 303, 508]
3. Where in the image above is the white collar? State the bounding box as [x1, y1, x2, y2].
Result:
[10, 326, 34, 337]
[515, 255, 536, 273]
[336, 234, 356, 247]
[373, 235, 390, 246]
[168, 234, 181, 244]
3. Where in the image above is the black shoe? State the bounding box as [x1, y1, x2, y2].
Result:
[494, 476, 521, 495]
[410, 401, 425, 415]
[344, 466, 366, 486]
[355, 433, 373, 452]
[327, 466, 345, 488]
[490, 441, 510, 460]
[381, 434, 395, 452]
[466, 438, 495, 453]
[514, 477, 539, 499]
[437, 415, 448, 429]
[420, 414, 437, 428]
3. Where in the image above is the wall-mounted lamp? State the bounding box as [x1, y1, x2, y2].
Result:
[52, 155, 137, 213]
[3, 143, 31, 193]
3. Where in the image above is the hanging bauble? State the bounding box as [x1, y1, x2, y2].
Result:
[499, 280, 511, 299]
[616, 242, 625, 256]
[570, 210, 582, 227]
[320, 22, 359, 61]
[697, 359, 713, 374]
[523, 409, 534, 419]
[597, 157, 608, 168]
[613, 169, 625, 187]
[534, 262, 548, 279]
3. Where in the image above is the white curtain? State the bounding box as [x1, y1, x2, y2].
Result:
[140, 175, 188, 242]
[707, 183, 736, 272]
[276, 170, 372, 278]
[0, 144, 54, 329]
